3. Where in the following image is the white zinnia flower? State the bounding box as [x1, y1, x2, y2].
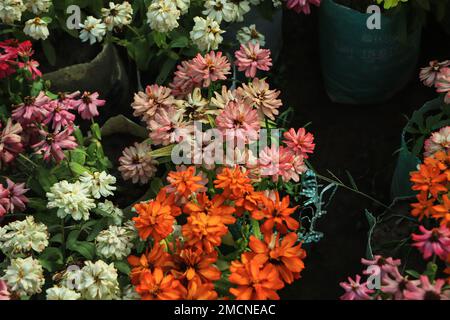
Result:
[96, 225, 135, 261]
[46, 286, 81, 300]
[23, 17, 50, 40]
[0, 0, 26, 24]
[24, 0, 51, 14]
[229, 0, 250, 22]
[2, 257, 44, 297]
[47, 180, 96, 221]
[79, 260, 119, 300]
[0, 216, 49, 257]
[101, 1, 133, 31]
[79, 171, 117, 199]
[272, 0, 282, 7]
[236, 24, 265, 46]
[190, 16, 224, 52]
[174, 0, 190, 15]
[79, 16, 107, 45]
[146, 0, 180, 33]
[96, 200, 124, 226]
[203, 0, 234, 23]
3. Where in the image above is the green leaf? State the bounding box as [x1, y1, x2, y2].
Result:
[49, 233, 63, 244]
[69, 149, 87, 166]
[114, 261, 131, 275]
[405, 269, 421, 279]
[69, 162, 89, 176]
[86, 219, 108, 242]
[39, 247, 64, 272]
[156, 58, 177, 85]
[91, 123, 102, 141]
[37, 168, 58, 192]
[169, 36, 188, 48]
[41, 40, 56, 66]
[101, 115, 148, 138]
[66, 230, 81, 249]
[72, 241, 96, 260]
[365, 210, 377, 260]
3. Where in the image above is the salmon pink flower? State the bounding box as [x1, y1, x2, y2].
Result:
[340, 275, 374, 300]
[238, 78, 282, 120]
[235, 42, 272, 78]
[436, 67, 450, 104]
[412, 225, 450, 260]
[170, 60, 201, 98]
[190, 51, 230, 87]
[283, 128, 315, 158]
[32, 127, 78, 163]
[76, 91, 105, 120]
[132, 85, 175, 123]
[0, 119, 23, 167]
[12, 93, 50, 125]
[403, 275, 450, 300]
[0, 280, 10, 300]
[420, 60, 450, 87]
[424, 126, 450, 157]
[286, 0, 321, 14]
[259, 146, 300, 182]
[118, 142, 158, 185]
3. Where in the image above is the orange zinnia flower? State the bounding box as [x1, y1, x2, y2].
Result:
[214, 166, 253, 199]
[249, 232, 306, 284]
[135, 268, 184, 300]
[167, 166, 206, 198]
[432, 194, 450, 226]
[182, 212, 228, 253]
[251, 192, 299, 234]
[133, 199, 175, 241]
[171, 246, 221, 283]
[184, 193, 236, 224]
[235, 190, 265, 216]
[181, 278, 218, 300]
[229, 253, 284, 300]
[410, 163, 447, 198]
[411, 191, 436, 221]
[155, 189, 182, 217]
[128, 242, 174, 285]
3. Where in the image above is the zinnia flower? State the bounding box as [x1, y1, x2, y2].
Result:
[24, 0, 52, 14]
[214, 166, 253, 199]
[171, 246, 221, 283]
[412, 225, 450, 260]
[79, 260, 120, 300]
[46, 286, 81, 300]
[0, 280, 10, 300]
[132, 199, 175, 241]
[235, 42, 272, 78]
[202, 0, 234, 23]
[432, 194, 450, 226]
[146, 0, 180, 33]
[79, 171, 116, 199]
[411, 191, 435, 221]
[23, 17, 49, 40]
[1, 256, 45, 297]
[436, 67, 450, 104]
[182, 279, 218, 300]
[424, 126, 450, 157]
[135, 268, 184, 300]
[420, 60, 450, 87]
[76, 91, 106, 120]
[12, 93, 50, 125]
[0, 0, 26, 24]
[79, 16, 107, 45]
[237, 24, 265, 46]
[286, 0, 321, 14]
[410, 163, 447, 198]
[4, 178, 28, 213]
[238, 78, 282, 120]
[18, 58, 42, 79]
[403, 275, 450, 300]
[101, 1, 133, 31]
[190, 51, 231, 87]
[132, 84, 175, 123]
[167, 166, 206, 199]
[170, 60, 200, 98]
[259, 146, 300, 182]
[339, 275, 373, 300]
[118, 142, 158, 184]
[283, 128, 315, 158]
[0, 119, 23, 167]
[96, 225, 135, 261]
[190, 16, 224, 52]
[32, 127, 78, 163]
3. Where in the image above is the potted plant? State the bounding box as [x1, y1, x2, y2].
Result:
[319, 0, 448, 104]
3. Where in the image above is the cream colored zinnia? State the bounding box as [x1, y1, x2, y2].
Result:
[2, 257, 45, 297]
[190, 16, 224, 52]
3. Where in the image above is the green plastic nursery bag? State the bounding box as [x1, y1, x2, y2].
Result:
[319, 0, 422, 104]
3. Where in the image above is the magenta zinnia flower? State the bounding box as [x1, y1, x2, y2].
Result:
[286, 0, 321, 14]
[44, 92, 80, 131]
[380, 267, 412, 300]
[76, 91, 106, 120]
[283, 128, 315, 159]
[5, 178, 29, 213]
[436, 67, 450, 104]
[32, 127, 78, 163]
[361, 255, 401, 276]
[18, 59, 42, 80]
[190, 51, 231, 87]
[0, 184, 10, 217]
[215, 101, 260, 144]
[340, 275, 374, 300]
[0, 119, 23, 167]
[412, 225, 450, 261]
[12, 92, 51, 125]
[420, 60, 450, 87]
[235, 42, 272, 78]
[403, 275, 450, 300]
[118, 142, 158, 184]
[0, 280, 10, 300]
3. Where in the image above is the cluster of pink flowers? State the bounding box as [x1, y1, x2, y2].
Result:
[420, 60, 450, 104]
[0, 178, 29, 218]
[0, 39, 41, 80]
[340, 255, 450, 300]
[1, 90, 105, 165]
[286, 0, 321, 14]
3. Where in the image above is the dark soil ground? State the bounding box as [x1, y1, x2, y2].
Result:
[277, 10, 450, 299]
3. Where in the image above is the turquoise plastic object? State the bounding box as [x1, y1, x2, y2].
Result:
[319, 0, 422, 104]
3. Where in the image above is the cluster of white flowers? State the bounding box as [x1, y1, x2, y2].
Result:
[190, 16, 224, 52]
[236, 24, 265, 46]
[0, 0, 26, 24]
[1, 257, 45, 297]
[146, 0, 181, 33]
[0, 216, 49, 257]
[96, 224, 136, 261]
[78, 260, 120, 300]
[46, 286, 81, 300]
[79, 16, 107, 45]
[79, 171, 117, 199]
[24, 0, 52, 14]
[23, 17, 50, 40]
[97, 200, 124, 226]
[101, 1, 133, 31]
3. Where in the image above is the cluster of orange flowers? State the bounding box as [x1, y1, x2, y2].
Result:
[410, 149, 450, 277]
[127, 166, 306, 300]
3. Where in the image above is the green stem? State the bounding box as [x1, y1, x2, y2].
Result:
[18, 153, 38, 168]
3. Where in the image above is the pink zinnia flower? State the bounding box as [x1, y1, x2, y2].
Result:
[235, 42, 272, 78]
[436, 67, 450, 104]
[18, 59, 42, 80]
[4, 179, 29, 213]
[190, 51, 231, 87]
[380, 267, 411, 300]
[118, 142, 158, 185]
[215, 101, 260, 144]
[259, 146, 299, 182]
[420, 60, 450, 87]
[76, 91, 106, 120]
[43, 92, 80, 131]
[403, 275, 450, 300]
[283, 128, 315, 159]
[340, 275, 374, 300]
[132, 85, 175, 123]
[148, 107, 190, 146]
[412, 225, 450, 261]
[0, 184, 10, 217]
[0, 280, 10, 300]
[12, 92, 51, 125]
[170, 60, 200, 98]
[424, 126, 450, 157]
[0, 119, 23, 167]
[361, 255, 402, 277]
[286, 0, 321, 14]
[32, 127, 78, 163]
